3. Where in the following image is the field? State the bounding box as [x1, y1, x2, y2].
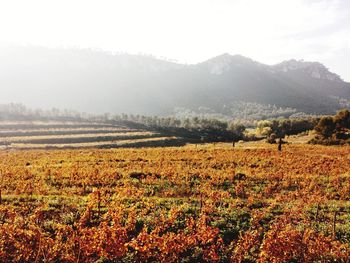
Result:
[0, 141, 349, 262]
[0, 121, 181, 149]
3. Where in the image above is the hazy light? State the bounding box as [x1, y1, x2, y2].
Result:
[0, 0, 349, 80]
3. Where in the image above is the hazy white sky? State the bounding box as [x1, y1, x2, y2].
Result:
[0, 0, 350, 80]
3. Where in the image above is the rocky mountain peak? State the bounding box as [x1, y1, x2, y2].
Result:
[201, 53, 260, 75]
[274, 59, 343, 82]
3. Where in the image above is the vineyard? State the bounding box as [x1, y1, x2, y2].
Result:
[0, 142, 349, 262]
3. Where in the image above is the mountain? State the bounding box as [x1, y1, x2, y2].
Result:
[0, 46, 350, 119]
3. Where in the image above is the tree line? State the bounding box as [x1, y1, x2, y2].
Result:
[113, 114, 246, 143]
[2, 103, 349, 145]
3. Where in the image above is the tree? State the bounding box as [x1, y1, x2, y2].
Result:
[334, 109, 350, 129]
[314, 116, 335, 138]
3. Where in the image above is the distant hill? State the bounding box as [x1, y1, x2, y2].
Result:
[1, 46, 350, 119]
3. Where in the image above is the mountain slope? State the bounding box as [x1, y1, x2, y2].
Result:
[0, 46, 349, 119]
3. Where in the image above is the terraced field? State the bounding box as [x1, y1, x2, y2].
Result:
[0, 121, 180, 149]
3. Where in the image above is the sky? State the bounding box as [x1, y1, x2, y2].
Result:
[0, 0, 349, 80]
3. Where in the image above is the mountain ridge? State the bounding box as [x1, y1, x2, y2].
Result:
[0, 46, 349, 119]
